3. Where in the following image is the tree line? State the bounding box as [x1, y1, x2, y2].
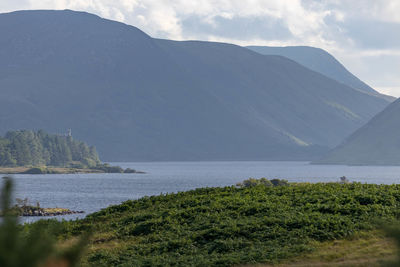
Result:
[0, 130, 100, 167]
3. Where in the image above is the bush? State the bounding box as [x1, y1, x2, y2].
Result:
[237, 178, 288, 188]
[82, 157, 98, 168]
[23, 167, 47, 174]
[270, 178, 289, 186]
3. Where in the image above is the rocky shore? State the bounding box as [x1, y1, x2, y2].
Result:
[2, 202, 86, 217]
[22, 209, 85, 217]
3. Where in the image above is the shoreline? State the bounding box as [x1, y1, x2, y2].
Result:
[0, 166, 145, 175]
[21, 208, 85, 217]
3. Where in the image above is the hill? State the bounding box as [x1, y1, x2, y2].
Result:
[57, 181, 400, 266]
[314, 98, 400, 165]
[0, 10, 391, 161]
[0, 130, 100, 167]
[247, 46, 395, 102]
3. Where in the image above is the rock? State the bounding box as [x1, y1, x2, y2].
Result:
[123, 168, 136, 173]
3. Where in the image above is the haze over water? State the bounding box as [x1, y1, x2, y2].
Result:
[12, 161, 400, 223]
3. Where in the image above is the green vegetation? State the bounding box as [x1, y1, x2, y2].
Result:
[236, 177, 289, 187]
[51, 180, 400, 266]
[4, 177, 400, 266]
[265, 231, 396, 267]
[0, 177, 89, 267]
[0, 130, 142, 174]
[0, 130, 100, 167]
[22, 167, 61, 174]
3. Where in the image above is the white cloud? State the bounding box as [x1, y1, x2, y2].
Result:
[347, 49, 400, 58]
[3, 0, 331, 43]
[0, 0, 31, 12]
[378, 87, 400, 97]
[326, 0, 400, 23]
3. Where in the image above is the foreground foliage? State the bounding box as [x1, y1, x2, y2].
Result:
[0, 178, 89, 267]
[58, 182, 400, 266]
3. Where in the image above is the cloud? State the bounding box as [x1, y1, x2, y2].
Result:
[0, 0, 31, 11]
[378, 87, 400, 97]
[2, 0, 332, 43]
[181, 15, 294, 42]
[323, 0, 400, 23]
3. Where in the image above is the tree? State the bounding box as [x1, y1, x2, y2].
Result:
[0, 130, 101, 167]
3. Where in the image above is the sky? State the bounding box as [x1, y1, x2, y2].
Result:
[1, 0, 400, 96]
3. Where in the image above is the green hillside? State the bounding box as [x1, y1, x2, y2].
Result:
[314, 98, 400, 165]
[57, 181, 400, 266]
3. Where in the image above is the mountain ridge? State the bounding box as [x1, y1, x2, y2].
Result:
[313, 97, 400, 165]
[247, 45, 395, 102]
[0, 9, 391, 161]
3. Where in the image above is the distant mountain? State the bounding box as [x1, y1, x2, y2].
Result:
[314, 98, 400, 165]
[0, 10, 391, 161]
[247, 46, 395, 102]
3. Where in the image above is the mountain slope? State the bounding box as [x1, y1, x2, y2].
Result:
[314, 98, 400, 165]
[247, 46, 395, 102]
[0, 10, 391, 161]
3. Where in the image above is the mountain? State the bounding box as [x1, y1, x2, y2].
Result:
[314, 98, 400, 165]
[247, 46, 395, 102]
[0, 10, 391, 161]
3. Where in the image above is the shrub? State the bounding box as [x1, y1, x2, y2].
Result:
[237, 178, 288, 188]
[270, 178, 289, 186]
[23, 167, 47, 174]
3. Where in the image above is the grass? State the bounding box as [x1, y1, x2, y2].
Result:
[248, 231, 396, 267]
[79, 231, 397, 267]
[43, 181, 400, 266]
[43, 208, 72, 213]
[0, 166, 32, 174]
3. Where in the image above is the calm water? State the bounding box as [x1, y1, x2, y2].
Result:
[6, 161, 400, 223]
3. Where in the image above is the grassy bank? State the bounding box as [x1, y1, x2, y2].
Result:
[50, 182, 400, 266]
[253, 231, 396, 267]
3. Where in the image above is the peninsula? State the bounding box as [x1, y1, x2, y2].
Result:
[0, 130, 143, 174]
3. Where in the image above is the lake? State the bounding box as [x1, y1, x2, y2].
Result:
[6, 161, 400, 223]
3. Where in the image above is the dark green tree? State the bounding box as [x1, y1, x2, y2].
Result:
[0, 130, 100, 167]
